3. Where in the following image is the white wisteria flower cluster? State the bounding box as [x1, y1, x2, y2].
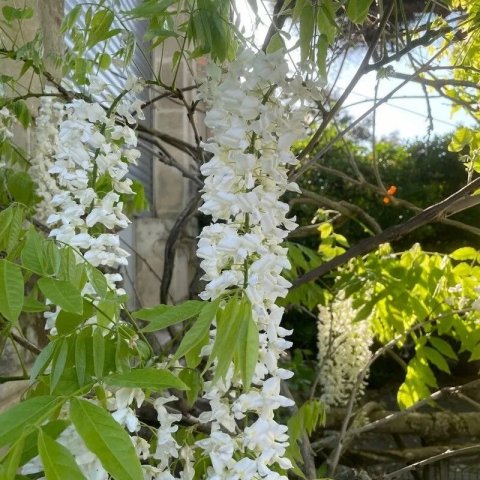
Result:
[26, 74, 190, 479]
[30, 75, 146, 332]
[317, 294, 373, 407]
[0, 105, 14, 144]
[29, 91, 64, 223]
[46, 79, 141, 272]
[195, 49, 320, 479]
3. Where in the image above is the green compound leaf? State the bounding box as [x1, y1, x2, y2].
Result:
[0, 396, 60, 448]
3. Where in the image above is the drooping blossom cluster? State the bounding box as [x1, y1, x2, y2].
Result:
[34, 75, 145, 332]
[317, 294, 373, 407]
[46, 76, 142, 273]
[195, 49, 321, 479]
[0, 105, 14, 145]
[29, 90, 64, 223]
[25, 73, 189, 479]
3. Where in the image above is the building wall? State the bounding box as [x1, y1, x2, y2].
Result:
[135, 42, 204, 307]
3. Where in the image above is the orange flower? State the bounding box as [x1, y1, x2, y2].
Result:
[383, 185, 397, 204]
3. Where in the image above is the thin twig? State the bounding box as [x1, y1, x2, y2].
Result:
[10, 332, 41, 355]
[384, 445, 480, 479]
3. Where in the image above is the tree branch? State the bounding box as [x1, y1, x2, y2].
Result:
[10, 332, 41, 355]
[292, 177, 480, 288]
[384, 445, 480, 479]
[160, 194, 202, 304]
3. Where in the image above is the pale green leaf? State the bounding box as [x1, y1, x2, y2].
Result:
[423, 346, 450, 373]
[51, 339, 69, 392]
[0, 396, 59, 447]
[236, 310, 258, 391]
[87, 266, 108, 298]
[346, 0, 374, 24]
[178, 369, 202, 407]
[21, 230, 47, 274]
[104, 368, 188, 390]
[93, 328, 105, 380]
[69, 398, 143, 480]
[428, 337, 457, 360]
[38, 278, 83, 314]
[20, 420, 70, 466]
[210, 297, 246, 382]
[0, 260, 24, 323]
[448, 127, 473, 152]
[450, 247, 478, 261]
[75, 331, 87, 386]
[23, 296, 48, 312]
[1, 436, 24, 480]
[30, 340, 56, 381]
[38, 430, 86, 480]
[266, 32, 285, 53]
[299, 2, 314, 63]
[173, 298, 220, 362]
[138, 300, 205, 332]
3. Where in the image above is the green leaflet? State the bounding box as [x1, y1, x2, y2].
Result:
[69, 398, 143, 480]
[38, 278, 83, 314]
[346, 0, 374, 24]
[173, 298, 220, 364]
[0, 260, 24, 323]
[0, 396, 60, 447]
[137, 300, 205, 331]
[104, 368, 188, 391]
[210, 296, 251, 383]
[235, 310, 258, 391]
[38, 430, 86, 480]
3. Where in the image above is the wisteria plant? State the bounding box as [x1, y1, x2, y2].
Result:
[2, 1, 480, 480]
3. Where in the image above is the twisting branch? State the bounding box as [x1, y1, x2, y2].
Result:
[139, 138, 202, 186]
[364, 24, 453, 73]
[160, 194, 202, 304]
[136, 123, 201, 161]
[290, 41, 452, 182]
[292, 177, 480, 288]
[299, 189, 382, 234]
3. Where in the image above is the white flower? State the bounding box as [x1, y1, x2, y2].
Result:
[112, 407, 140, 432]
[196, 432, 236, 475]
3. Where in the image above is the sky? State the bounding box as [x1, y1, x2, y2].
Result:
[235, 0, 472, 141]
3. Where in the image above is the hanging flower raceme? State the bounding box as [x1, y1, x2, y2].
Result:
[317, 294, 373, 407]
[29, 89, 64, 223]
[31, 75, 145, 333]
[195, 49, 321, 479]
[0, 105, 14, 144]
[24, 74, 188, 479]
